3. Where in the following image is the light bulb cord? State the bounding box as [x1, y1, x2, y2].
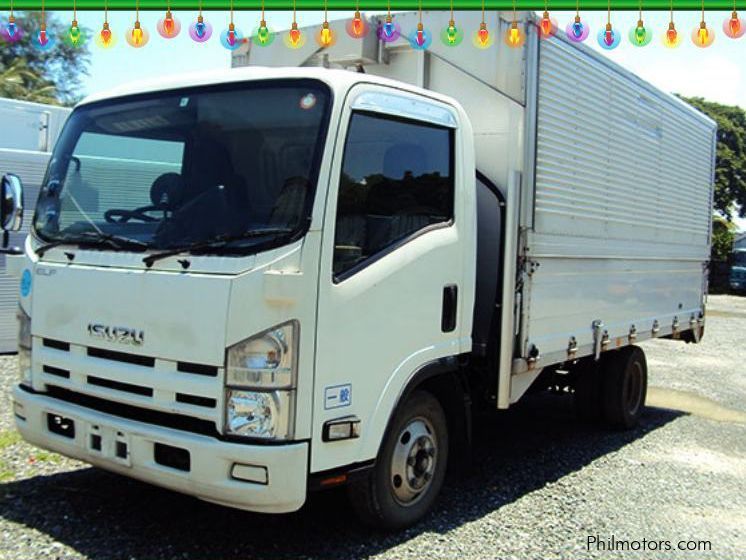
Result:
[292, 0, 296, 24]
[607, 0, 611, 25]
[481, 0, 485, 24]
[450, 0, 454, 22]
[418, 0, 422, 24]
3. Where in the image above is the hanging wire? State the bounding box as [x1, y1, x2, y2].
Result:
[229, 0, 234, 25]
[481, 0, 485, 24]
[576, 0, 580, 18]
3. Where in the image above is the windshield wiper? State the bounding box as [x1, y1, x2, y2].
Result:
[142, 228, 294, 268]
[36, 231, 149, 258]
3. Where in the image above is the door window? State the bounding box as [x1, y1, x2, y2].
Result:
[333, 112, 454, 278]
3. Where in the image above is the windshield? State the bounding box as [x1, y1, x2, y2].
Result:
[735, 252, 746, 266]
[33, 80, 331, 253]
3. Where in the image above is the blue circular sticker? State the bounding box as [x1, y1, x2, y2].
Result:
[20, 269, 32, 298]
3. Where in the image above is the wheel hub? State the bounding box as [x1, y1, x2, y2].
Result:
[390, 418, 437, 505]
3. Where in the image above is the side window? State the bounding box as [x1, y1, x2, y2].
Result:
[333, 112, 454, 278]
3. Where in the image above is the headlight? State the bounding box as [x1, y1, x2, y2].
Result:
[17, 306, 31, 385]
[226, 321, 298, 388]
[225, 389, 294, 440]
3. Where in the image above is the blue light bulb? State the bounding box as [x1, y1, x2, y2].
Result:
[572, 21, 583, 38]
[196, 21, 206, 37]
[384, 21, 394, 37]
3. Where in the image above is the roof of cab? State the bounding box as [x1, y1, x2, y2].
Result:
[77, 66, 457, 109]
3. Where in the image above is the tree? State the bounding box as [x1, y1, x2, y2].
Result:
[682, 96, 746, 221]
[0, 59, 59, 104]
[1, 11, 90, 105]
[711, 215, 737, 261]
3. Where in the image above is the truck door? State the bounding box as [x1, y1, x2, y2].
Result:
[311, 85, 476, 473]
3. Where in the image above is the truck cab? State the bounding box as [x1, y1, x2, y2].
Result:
[2, 68, 477, 523]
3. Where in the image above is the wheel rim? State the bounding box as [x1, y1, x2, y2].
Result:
[390, 417, 437, 506]
[624, 361, 644, 416]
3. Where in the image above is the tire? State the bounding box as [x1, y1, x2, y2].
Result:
[347, 390, 448, 530]
[573, 358, 603, 422]
[601, 346, 648, 429]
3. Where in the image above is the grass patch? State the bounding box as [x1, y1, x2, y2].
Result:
[0, 430, 22, 450]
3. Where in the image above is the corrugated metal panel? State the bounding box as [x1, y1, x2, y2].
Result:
[520, 37, 716, 366]
[0, 149, 49, 353]
[534, 39, 714, 252]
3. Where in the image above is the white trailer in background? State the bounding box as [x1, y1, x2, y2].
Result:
[0, 98, 70, 352]
[3, 11, 714, 530]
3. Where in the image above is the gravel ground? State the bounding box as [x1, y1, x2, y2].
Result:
[0, 295, 744, 560]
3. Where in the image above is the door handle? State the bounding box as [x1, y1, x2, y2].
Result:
[441, 284, 458, 333]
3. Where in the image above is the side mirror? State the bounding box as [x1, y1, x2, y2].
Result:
[1, 173, 24, 232]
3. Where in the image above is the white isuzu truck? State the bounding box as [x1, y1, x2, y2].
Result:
[2, 11, 715, 529]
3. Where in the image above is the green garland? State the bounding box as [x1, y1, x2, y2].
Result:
[3, 1, 738, 10]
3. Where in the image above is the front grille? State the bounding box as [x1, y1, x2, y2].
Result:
[44, 385, 219, 437]
[36, 338, 224, 432]
[88, 346, 155, 368]
[43, 338, 70, 351]
[177, 362, 218, 377]
[87, 375, 153, 397]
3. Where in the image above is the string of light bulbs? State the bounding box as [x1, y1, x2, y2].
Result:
[2, 4, 745, 53]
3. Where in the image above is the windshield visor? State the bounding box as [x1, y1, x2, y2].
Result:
[33, 80, 331, 254]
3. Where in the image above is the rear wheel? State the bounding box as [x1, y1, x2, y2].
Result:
[347, 390, 448, 530]
[602, 345, 647, 429]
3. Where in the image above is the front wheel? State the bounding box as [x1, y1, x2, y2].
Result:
[347, 390, 448, 530]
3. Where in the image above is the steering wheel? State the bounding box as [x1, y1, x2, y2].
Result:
[104, 205, 164, 224]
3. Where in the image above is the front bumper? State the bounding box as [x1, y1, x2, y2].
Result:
[12, 385, 308, 513]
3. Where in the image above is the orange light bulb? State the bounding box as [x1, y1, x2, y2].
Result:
[478, 22, 489, 45]
[730, 12, 741, 35]
[352, 10, 363, 36]
[164, 10, 175, 35]
[289, 22, 301, 45]
[666, 22, 678, 45]
[100, 22, 112, 44]
[540, 11, 552, 36]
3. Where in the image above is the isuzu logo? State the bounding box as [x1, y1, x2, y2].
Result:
[87, 323, 144, 346]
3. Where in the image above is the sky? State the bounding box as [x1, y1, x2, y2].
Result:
[45, 9, 746, 229]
